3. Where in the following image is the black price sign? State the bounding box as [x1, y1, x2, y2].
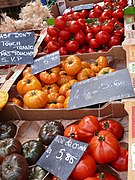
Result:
[0, 32, 34, 65]
[72, 4, 94, 11]
[37, 135, 88, 180]
[31, 51, 60, 74]
[68, 69, 135, 110]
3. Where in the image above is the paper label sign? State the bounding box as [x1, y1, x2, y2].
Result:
[37, 135, 88, 180]
[0, 32, 34, 65]
[68, 69, 135, 110]
[72, 4, 94, 12]
[31, 51, 60, 74]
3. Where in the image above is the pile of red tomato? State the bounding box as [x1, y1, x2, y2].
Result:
[42, 0, 127, 55]
[53, 115, 128, 180]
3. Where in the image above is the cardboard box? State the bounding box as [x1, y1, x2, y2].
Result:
[51, 0, 103, 17]
[0, 102, 128, 179]
[0, 46, 126, 121]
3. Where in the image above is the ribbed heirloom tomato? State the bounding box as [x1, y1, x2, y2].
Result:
[77, 115, 100, 142]
[64, 124, 79, 140]
[77, 68, 95, 81]
[84, 172, 118, 180]
[89, 130, 120, 164]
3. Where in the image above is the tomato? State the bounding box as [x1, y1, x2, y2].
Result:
[81, 10, 89, 18]
[118, 0, 128, 8]
[81, 45, 88, 53]
[77, 19, 86, 29]
[71, 154, 96, 180]
[54, 16, 67, 30]
[65, 14, 73, 21]
[104, 2, 113, 9]
[97, 67, 115, 76]
[59, 47, 68, 55]
[58, 37, 65, 46]
[44, 34, 52, 44]
[0, 122, 17, 140]
[87, 47, 96, 53]
[100, 10, 112, 22]
[29, 165, 51, 180]
[47, 26, 59, 38]
[1, 154, 29, 180]
[101, 22, 114, 33]
[64, 55, 82, 75]
[16, 74, 42, 96]
[23, 90, 48, 109]
[96, 31, 110, 45]
[113, 29, 123, 38]
[84, 26, 92, 34]
[39, 121, 64, 146]
[111, 147, 128, 171]
[66, 40, 79, 53]
[74, 31, 85, 44]
[72, 12, 81, 20]
[59, 79, 77, 97]
[77, 116, 100, 142]
[46, 92, 65, 109]
[89, 130, 120, 164]
[99, 119, 124, 140]
[64, 124, 79, 140]
[75, 49, 84, 54]
[69, 21, 81, 34]
[90, 38, 100, 49]
[109, 35, 121, 47]
[84, 172, 118, 180]
[52, 176, 72, 180]
[112, 8, 124, 19]
[77, 68, 95, 81]
[42, 84, 59, 94]
[59, 29, 71, 41]
[57, 70, 74, 86]
[0, 138, 21, 164]
[94, 5, 103, 17]
[86, 33, 94, 43]
[40, 66, 60, 85]
[89, 10, 98, 18]
[47, 41, 60, 53]
[9, 97, 22, 107]
[91, 24, 101, 35]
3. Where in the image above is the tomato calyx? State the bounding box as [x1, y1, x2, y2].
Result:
[49, 100, 57, 104]
[98, 172, 106, 179]
[26, 79, 31, 84]
[104, 121, 109, 128]
[98, 135, 105, 141]
[70, 133, 76, 139]
[47, 69, 52, 74]
[68, 60, 73, 65]
[31, 91, 37, 96]
[94, 131, 98, 136]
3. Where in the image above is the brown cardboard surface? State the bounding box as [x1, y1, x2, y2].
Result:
[1, 102, 128, 179]
[51, 0, 102, 17]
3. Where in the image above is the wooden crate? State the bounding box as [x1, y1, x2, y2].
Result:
[0, 0, 30, 8]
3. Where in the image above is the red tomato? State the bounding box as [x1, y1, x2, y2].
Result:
[44, 34, 52, 44]
[65, 14, 73, 21]
[59, 29, 71, 41]
[94, 4, 103, 17]
[112, 8, 124, 19]
[113, 29, 123, 38]
[81, 45, 88, 53]
[96, 31, 110, 45]
[74, 31, 86, 44]
[65, 40, 79, 53]
[101, 22, 114, 33]
[77, 116, 100, 142]
[84, 172, 118, 180]
[84, 26, 92, 34]
[58, 37, 65, 46]
[109, 36, 121, 47]
[64, 124, 79, 140]
[87, 48, 96, 53]
[52, 176, 72, 180]
[90, 39, 100, 49]
[47, 41, 60, 53]
[118, 0, 128, 8]
[71, 154, 96, 180]
[91, 24, 101, 35]
[86, 33, 94, 43]
[89, 10, 98, 18]
[99, 119, 124, 140]
[47, 26, 59, 38]
[81, 10, 89, 19]
[100, 10, 112, 22]
[89, 130, 120, 164]
[75, 49, 84, 54]
[69, 21, 81, 34]
[111, 147, 128, 171]
[54, 16, 67, 30]
[59, 47, 68, 55]
[72, 12, 81, 20]
[77, 19, 86, 29]
[63, 8, 73, 15]
[104, 2, 113, 9]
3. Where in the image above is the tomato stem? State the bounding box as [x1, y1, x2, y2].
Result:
[98, 135, 105, 141]
[70, 133, 75, 139]
[104, 121, 109, 129]
[99, 172, 105, 179]
[26, 79, 31, 84]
